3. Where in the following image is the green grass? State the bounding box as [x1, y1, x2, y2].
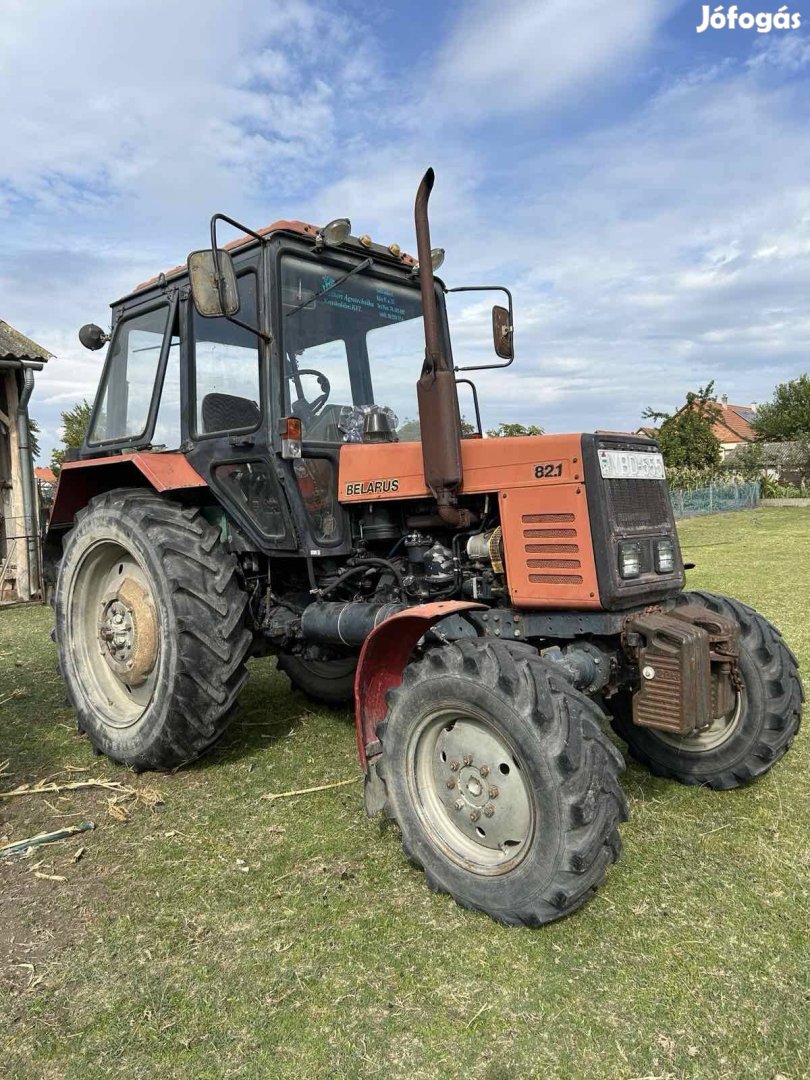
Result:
[1, 507, 808, 1079]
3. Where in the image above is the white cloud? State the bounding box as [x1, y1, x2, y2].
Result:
[434, 0, 673, 117]
[4, 0, 809, 460]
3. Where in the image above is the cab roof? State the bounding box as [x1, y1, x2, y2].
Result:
[123, 219, 417, 304]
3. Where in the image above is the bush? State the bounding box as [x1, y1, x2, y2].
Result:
[760, 478, 808, 499]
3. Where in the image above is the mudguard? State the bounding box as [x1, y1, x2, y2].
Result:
[48, 453, 207, 531]
[354, 600, 484, 773]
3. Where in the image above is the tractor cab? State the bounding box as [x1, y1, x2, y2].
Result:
[72, 212, 508, 559]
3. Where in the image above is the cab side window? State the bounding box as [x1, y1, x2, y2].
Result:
[193, 272, 261, 436]
[88, 304, 170, 443]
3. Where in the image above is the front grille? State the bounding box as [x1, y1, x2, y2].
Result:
[605, 478, 672, 532]
[584, 432, 684, 609]
[522, 512, 582, 586]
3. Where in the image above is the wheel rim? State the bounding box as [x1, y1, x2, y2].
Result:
[67, 539, 160, 728]
[656, 689, 744, 752]
[407, 707, 535, 875]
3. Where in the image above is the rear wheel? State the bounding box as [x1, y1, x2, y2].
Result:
[54, 488, 252, 770]
[277, 654, 356, 706]
[610, 591, 803, 789]
[377, 640, 628, 926]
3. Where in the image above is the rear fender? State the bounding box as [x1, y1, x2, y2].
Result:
[354, 600, 484, 772]
[48, 453, 208, 533]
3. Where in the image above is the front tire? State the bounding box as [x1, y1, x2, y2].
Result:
[54, 488, 252, 771]
[377, 640, 628, 926]
[610, 591, 803, 789]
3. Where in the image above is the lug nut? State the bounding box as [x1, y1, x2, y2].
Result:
[454, 799, 465, 811]
[488, 785, 499, 800]
[463, 755, 473, 767]
[483, 805, 495, 818]
[469, 809, 481, 822]
[479, 765, 490, 778]
[446, 779, 456, 790]
[449, 760, 460, 772]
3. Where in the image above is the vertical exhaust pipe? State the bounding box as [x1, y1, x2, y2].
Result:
[414, 168, 473, 528]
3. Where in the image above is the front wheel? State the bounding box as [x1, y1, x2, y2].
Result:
[377, 640, 628, 926]
[610, 591, 803, 789]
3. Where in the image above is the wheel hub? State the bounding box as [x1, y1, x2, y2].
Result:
[410, 711, 534, 873]
[458, 765, 489, 807]
[97, 577, 157, 687]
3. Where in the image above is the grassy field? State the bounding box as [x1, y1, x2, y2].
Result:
[1, 507, 808, 1079]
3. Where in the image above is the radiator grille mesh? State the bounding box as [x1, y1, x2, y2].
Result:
[521, 515, 582, 585]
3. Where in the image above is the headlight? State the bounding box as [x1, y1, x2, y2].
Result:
[655, 538, 675, 574]
[618, 541, 641, 579]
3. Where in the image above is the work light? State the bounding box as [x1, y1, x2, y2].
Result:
[316, 218, 352, 250]
[618, 541, 642, 579]
[655, 538, 675, 574]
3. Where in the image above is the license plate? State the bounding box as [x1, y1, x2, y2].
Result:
[598, 449, 666, 480]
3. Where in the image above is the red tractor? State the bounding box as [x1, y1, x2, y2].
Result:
[46, 171, 802, 925]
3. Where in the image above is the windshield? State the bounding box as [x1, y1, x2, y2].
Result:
[281, 253, 428, 443]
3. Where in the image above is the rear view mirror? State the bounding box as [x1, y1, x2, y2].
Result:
[187, 249, 240, 318]
[492, 305, 513, 360]
[78, 323, 110, 351]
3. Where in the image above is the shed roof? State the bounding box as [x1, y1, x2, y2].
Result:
[0, 320, 53, 363]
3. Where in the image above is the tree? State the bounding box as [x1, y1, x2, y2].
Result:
[397, 416, 477, 442]
[396, 417, 422, 442]
[486, 422, 544, 438]
[28, 417, 40, 460]
[750, 373, 810, 441]
[51, 399, 93, 476]
[643, 382, 722, 469]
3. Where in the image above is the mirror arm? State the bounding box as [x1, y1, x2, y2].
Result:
[446, 285, 515, 372]
[207, 213, 272, 342]
[455, 377, 483, 436]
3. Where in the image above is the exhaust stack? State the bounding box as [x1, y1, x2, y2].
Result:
[414, 169, 473, 529]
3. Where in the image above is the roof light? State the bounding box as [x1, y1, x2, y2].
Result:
[315, 218, 351, 251]
[412, 247, 446, 277]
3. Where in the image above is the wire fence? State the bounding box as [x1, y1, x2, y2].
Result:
[670, 481, 760, 519]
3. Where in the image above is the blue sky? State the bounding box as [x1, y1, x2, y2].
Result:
[2, 0, 809, 460]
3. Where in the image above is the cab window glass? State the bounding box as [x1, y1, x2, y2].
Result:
[153, 335, 181, 449]
[193, 273, 261, 435]
[89, 305, 169, 442]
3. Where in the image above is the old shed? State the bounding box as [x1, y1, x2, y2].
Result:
[0, 320, 52, 601]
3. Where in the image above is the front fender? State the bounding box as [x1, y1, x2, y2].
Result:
[354, 600, 484, 773]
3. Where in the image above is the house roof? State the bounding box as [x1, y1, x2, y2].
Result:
[0, 320, 53, 363]
[34, 466, 57, 483]
[713, 402, 756, 444]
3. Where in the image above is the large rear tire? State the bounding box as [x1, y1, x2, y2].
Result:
[609, 591, 803, 789]
[54, 488, 252, 771]
[277, 654, 356, 707]
[377, 640, 628, 926]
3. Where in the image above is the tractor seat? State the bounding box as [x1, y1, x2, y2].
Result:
[201, 393, 260, 434]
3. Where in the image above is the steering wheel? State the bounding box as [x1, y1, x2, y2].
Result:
[293, 369, 331, 415]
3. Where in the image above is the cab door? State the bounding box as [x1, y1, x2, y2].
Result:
[183, 250, 298, 551]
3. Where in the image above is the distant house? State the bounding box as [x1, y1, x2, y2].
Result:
[0, 320, 53, 601]
[712, 396, 757, 459]
[34, 466, 57, 509]
[636, 395, 757, 460]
